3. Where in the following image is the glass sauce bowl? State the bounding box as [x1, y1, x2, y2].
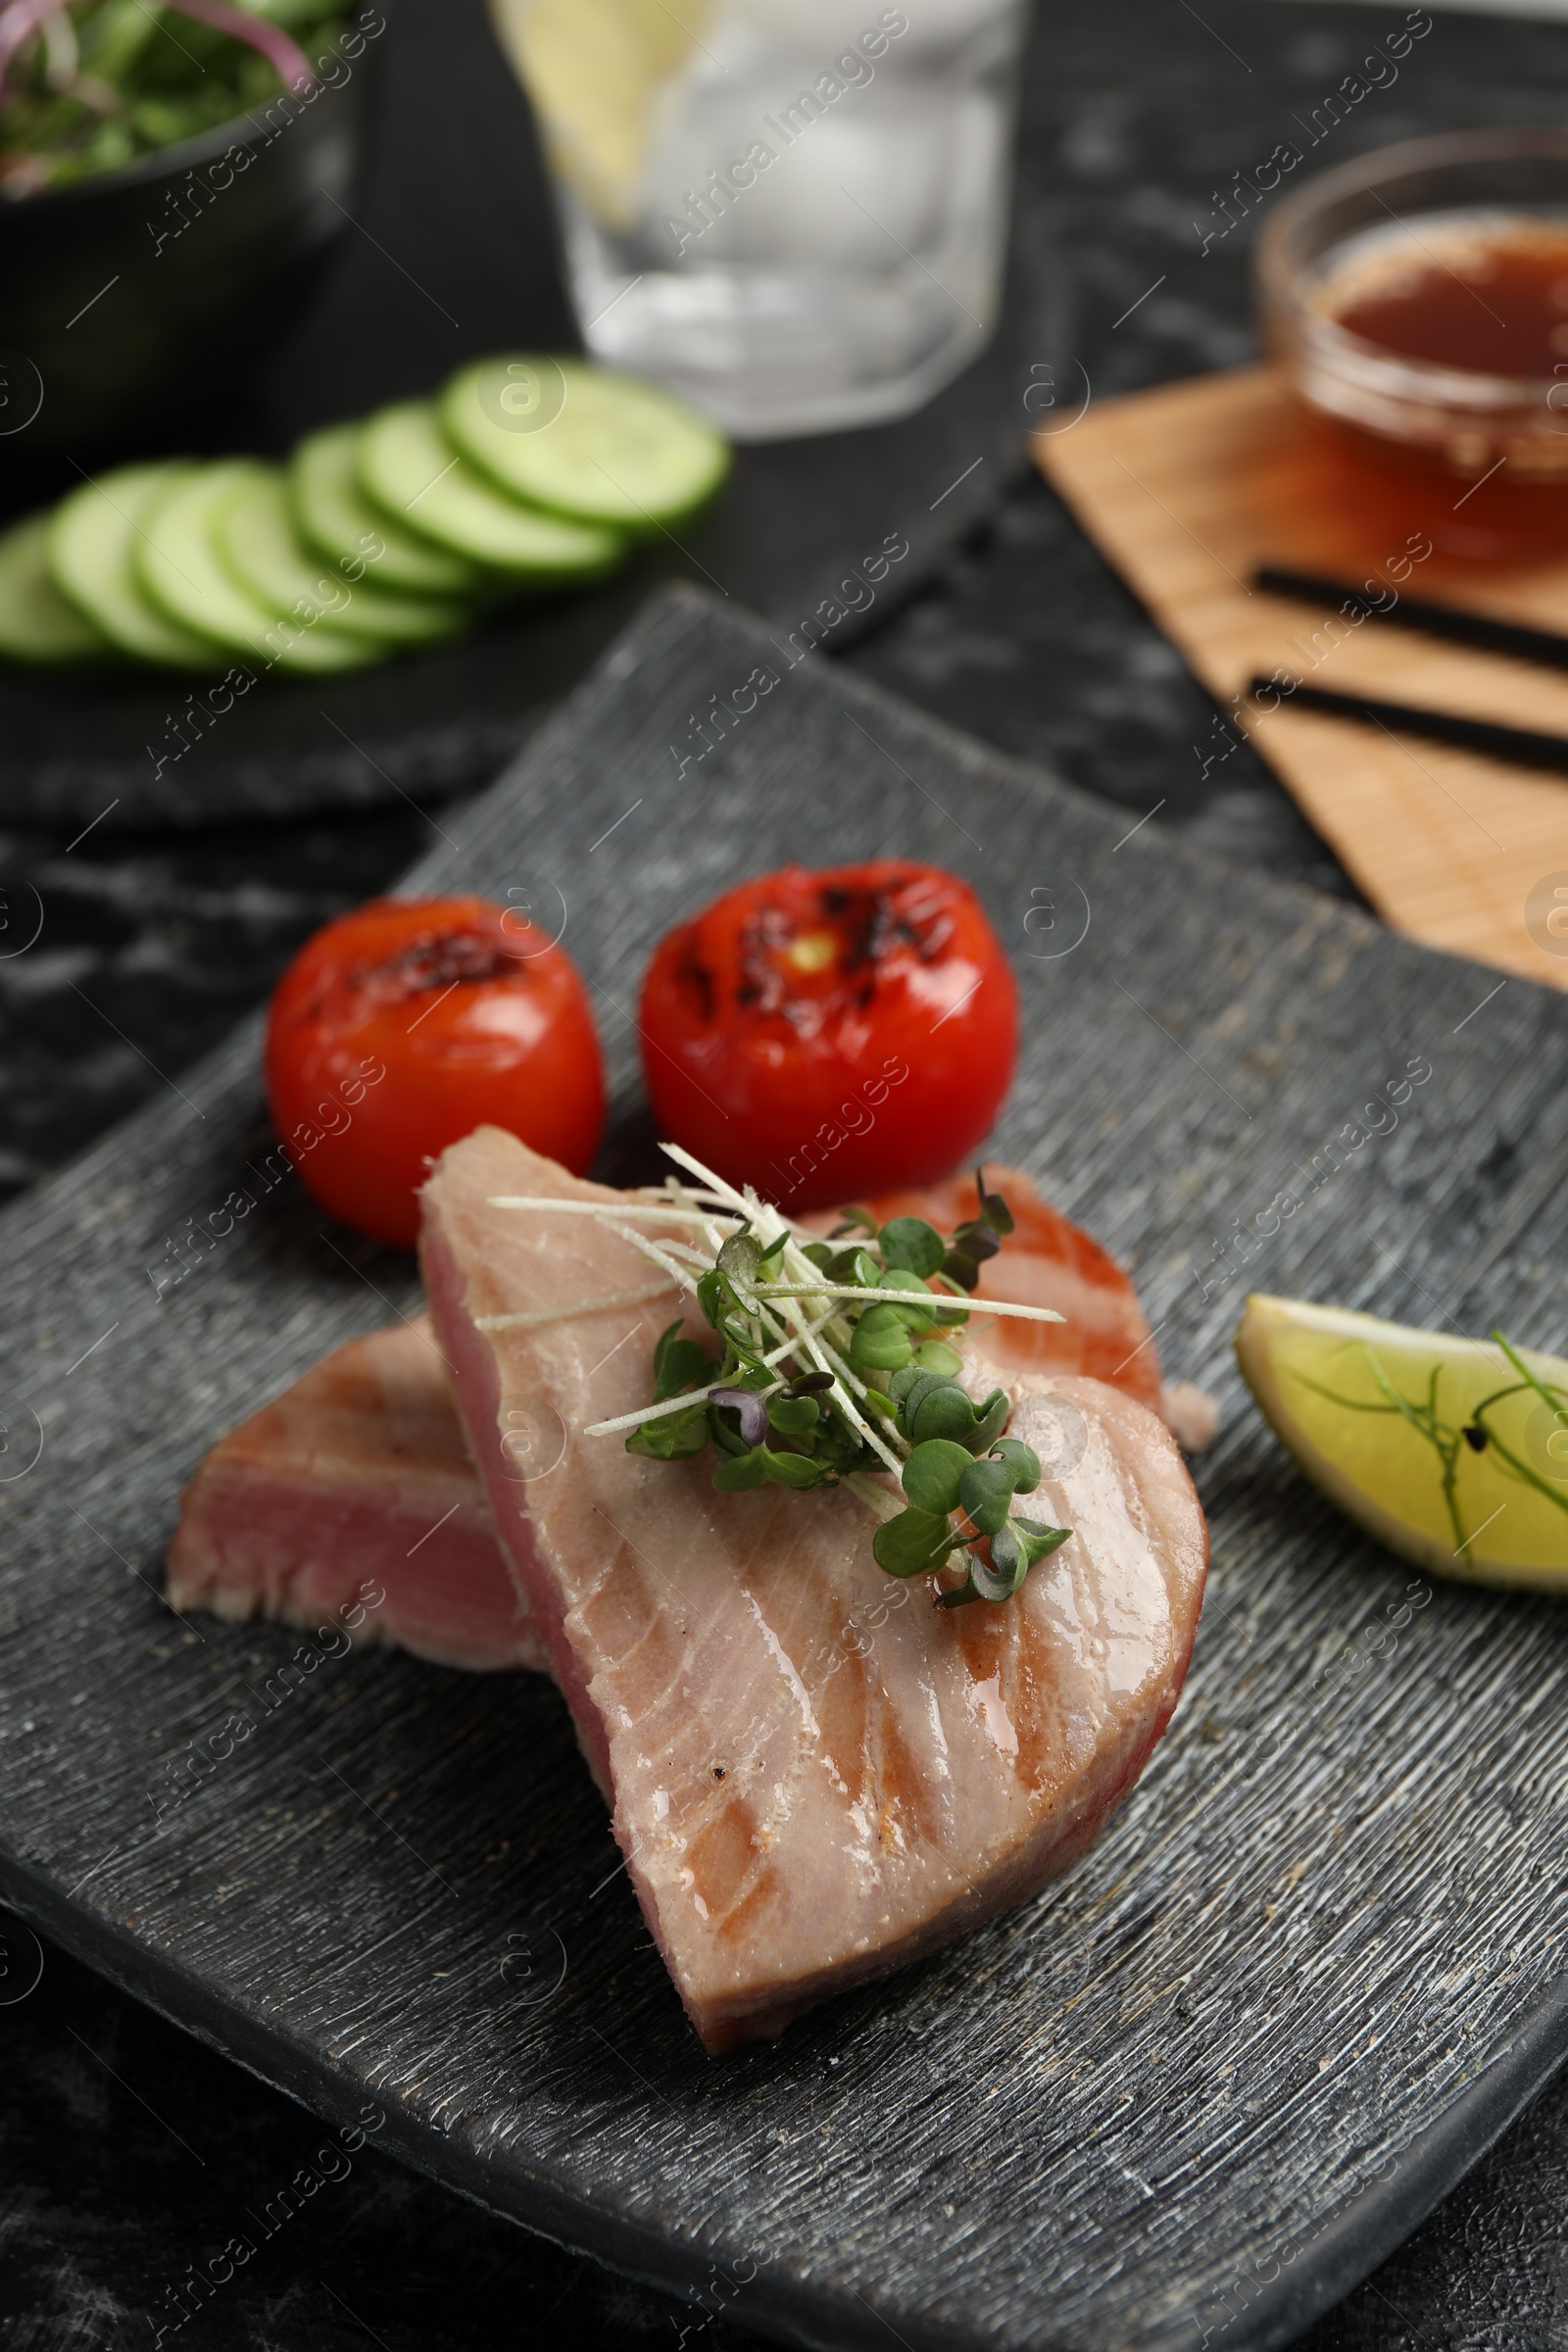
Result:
[1256, 127, 1568, 563]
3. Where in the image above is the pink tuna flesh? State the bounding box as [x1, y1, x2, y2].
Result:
[167, 1315, 546, 1674]
[419, 1130, 1208, 2052]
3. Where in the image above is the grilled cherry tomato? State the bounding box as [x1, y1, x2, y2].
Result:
[266, 895, 604, 1249]
[638, 860, 1018, 1210]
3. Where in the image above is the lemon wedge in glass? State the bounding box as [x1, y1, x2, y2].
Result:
[1235, 1295, 1568, 1591]
[488, 0, 712, 228]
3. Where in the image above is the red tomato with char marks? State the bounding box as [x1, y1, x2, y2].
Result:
[638, 860, 1018, 1210]
[266, 895, 604, 1249]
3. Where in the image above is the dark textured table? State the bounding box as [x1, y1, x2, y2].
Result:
[4, 0, 1567, 2346]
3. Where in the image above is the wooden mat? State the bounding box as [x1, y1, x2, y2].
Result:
[1036, 365, 1568, 991]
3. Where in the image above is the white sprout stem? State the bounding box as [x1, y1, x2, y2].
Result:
[656, 1141, 756, 1211]
[644, 1150, 1058, 1333]
[584, 1306, 841, 1437]
[648, 1238, 713, 1269]
[843, 1470, 907, 1525]
[489, 1143, 1023, 1488]
[754, 1281, 1065, 1326]
[603, 1218, 706, 1298]
[584, 1378, 776, 1440]
[475, 1278, 678, 1334]
[756, 1169, 914, 1473]
[799, 1328, 907, 1477]
[626, 1170, 909, 1478]
[728, 1245, 908, 1479]
[487, 1169, 854, 1256]
[775, 1327, 904, 1481]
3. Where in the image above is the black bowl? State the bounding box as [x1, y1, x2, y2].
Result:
[0, 26, 373, 465]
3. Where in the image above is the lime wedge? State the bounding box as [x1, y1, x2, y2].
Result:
[488, 0, 711, 226]
[1235, 1295, 1568, 1591]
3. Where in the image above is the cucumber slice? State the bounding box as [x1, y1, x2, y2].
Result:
[49, 464, 220, 669]
[0, 510, 113, 666]
[440, 356, 729, 530]
[291, 421, 486, 597]
[357, 402, 624, 581]
[137, 462, 390, 676]
[218, 469, 470, 648]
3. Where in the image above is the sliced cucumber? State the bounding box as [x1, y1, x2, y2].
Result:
[218, 469, 470, 648]
[137, 462, 390, 675]
[49, 464, 220, 669]
[440, 356, 729, 530]
[357, 402, 624, 581]
[291, 421, 487, 597]
[0, 511, 113, 666]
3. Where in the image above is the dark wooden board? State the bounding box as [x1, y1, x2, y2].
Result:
[1, 585, 1565, 2352]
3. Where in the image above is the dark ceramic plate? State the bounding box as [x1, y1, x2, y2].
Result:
[0, 0, 1032, 833]
[2, 588, 1566, 2352]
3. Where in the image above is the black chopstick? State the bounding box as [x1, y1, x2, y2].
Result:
[1254, 564, 1568, 674]
[1246, 675, 1568, 775]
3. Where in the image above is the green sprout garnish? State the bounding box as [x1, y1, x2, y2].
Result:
[870, 1391, 1071, 1607]
[490, 1146, 1075, 1608]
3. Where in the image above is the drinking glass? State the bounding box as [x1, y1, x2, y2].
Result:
[490, 0, 1032, 439]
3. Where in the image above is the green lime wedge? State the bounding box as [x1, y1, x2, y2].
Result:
[1235, 1294, 1568, 1591]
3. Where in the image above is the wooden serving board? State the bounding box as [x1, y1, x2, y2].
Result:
[1037, 365, 1568, 990]
[4, 584, 1568, 2350]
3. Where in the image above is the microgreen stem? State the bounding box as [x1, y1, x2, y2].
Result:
[499, 1142, 1060, 1599]
[584, 1308, 841, 1437]
[723, 1259, 907, 1477]
[603, 1217, 707, 1298]
[475, 1278, 678, 1334]
[163, 0, 316, 92]
[752, 1281, 1065, 1326]
[843, 1471, 907, 1525]
[652, 1138, 911, 1475]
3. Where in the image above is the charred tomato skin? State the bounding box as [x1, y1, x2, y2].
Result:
[639, 860, 1018, 1208]
[266, 895, 605, 1249]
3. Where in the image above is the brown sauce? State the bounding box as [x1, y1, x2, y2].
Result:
[1301, 216, 1568, 563]
[1328, 218, 1568, 377]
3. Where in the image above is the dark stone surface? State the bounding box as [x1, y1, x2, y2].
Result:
[3, 0, 1567, 2346]
[0, 1935, 773, 2352]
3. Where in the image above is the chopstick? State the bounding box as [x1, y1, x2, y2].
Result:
[1254, 564, 1568, 674]
[1247, 675, 1568, 775]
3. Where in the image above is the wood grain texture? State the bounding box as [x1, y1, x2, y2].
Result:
[1036, 365, 1568, 990]
[1, 585, 1567, 2352]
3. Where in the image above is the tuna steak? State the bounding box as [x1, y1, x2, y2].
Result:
[167, 1166, 1206, 1669]
[167, 1316, 545, 1673]
[420, 1129, 1207, 2051]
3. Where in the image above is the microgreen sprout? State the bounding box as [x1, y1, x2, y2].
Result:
[491, 1152, 1074, 1607]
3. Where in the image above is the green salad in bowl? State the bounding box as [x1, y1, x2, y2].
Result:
[0, 0, 375, 448]
[0, 0, 351, 197]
